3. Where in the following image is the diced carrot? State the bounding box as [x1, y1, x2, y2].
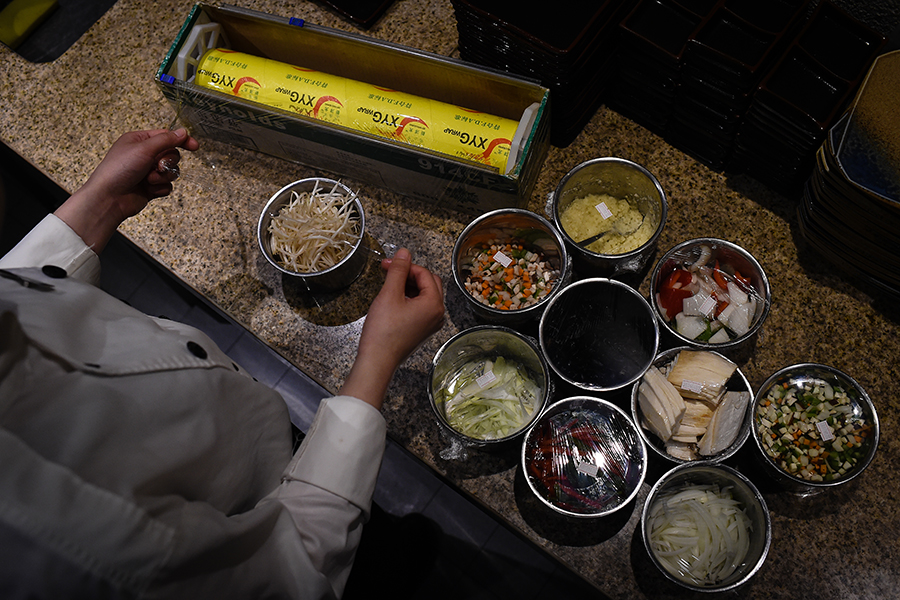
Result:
[714, 300, 729, 318]
[713, 260, 728, 290]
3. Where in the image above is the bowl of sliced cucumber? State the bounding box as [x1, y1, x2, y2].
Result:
[428, 325, 551, 451]
[750, 363, 879, 494]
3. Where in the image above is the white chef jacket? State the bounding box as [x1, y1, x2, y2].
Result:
[0, 215, 386, 599]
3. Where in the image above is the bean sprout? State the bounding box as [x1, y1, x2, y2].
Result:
[268, 181, 361, 273]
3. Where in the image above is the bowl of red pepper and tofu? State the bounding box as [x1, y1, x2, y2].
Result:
[750, 363, 879, 494]
[650, 238, 771, 352]
[452, 208, 570, 324]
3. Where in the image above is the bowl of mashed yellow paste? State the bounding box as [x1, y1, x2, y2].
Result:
[550, 158, 667, 277]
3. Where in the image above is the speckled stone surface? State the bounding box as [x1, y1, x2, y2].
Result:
[2, 1, 899, 598]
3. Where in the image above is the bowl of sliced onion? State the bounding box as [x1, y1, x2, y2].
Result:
[258, 178, 366, 290]
[642, 463, 771, 592]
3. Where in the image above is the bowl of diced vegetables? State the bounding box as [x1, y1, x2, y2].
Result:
[642, 463, 771, 592]
[631, 347, 753, 465]
[452, 208, 569, 324]
[650, 238, 771, 352]
[750, 363, 879, 493]
[522, 396, 648, 518]
[428, 325, 551, 450]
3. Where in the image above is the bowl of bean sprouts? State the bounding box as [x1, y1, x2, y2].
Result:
[258, 178, 367, 290]
[642, 463, 771, 592]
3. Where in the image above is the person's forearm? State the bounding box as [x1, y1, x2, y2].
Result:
[338, 350, 398, 411]
[53, 186, 126, 255]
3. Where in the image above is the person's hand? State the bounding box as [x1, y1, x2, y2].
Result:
[340, 248, 445, 409]
[54, 129, 199, 253]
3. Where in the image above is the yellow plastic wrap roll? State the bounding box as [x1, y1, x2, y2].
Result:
[195, 48, 523, 172]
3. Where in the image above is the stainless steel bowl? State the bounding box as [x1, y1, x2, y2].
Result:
[522, 396, 648, 518]
[631, 347, 753, 465]
[258, 178, 366, 290]
[751, 363, 879, 495]
[550, 157, 667, 277]
[649, 238, 771, 353]
[428, 325, 551, 450]
[642, 463, 772, 592]
[539, 277, 659, 392]
[452, 208, 570, 324]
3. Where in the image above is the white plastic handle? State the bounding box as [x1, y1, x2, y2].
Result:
[176, 22, 228, 82]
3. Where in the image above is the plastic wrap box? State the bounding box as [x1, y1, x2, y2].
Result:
[155, 3, 551, 214]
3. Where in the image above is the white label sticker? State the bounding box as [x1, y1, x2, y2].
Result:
[577, 462, 599, 477]
[476, 370, 497, 388]
[492, 250, 513, 268]
[595, 202, 614, 220]
[699, 295, 717, 317]
[816, 420, 835, 442]
[681, 380, 704, 394]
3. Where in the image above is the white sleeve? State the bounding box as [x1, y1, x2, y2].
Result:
[0, 214, 101, 284]
[284, 395, 386, 508]
[264, 395, 387, 596]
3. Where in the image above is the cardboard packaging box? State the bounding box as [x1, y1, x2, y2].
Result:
[156, 3, 551, 214]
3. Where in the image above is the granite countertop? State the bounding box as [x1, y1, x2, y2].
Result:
[2, 1, 899, 597]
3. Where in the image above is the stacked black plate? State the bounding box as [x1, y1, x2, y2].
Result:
[799, 52, 900, 297]
[318, 0, 396, 28]
[670, 0, 810, 170]
[606, 0, 710, 134]
[734, 1, 885, 195]
[452, 0, 634, 147]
